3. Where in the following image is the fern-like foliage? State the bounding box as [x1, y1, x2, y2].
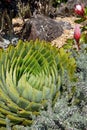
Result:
[63, 39, 87, 103]
[0, 40, 76, 128]
[76, 44, 87, 102]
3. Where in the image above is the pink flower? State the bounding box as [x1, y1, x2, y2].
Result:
[74, 24, 81, 50]
[74, 4, 84, 16]
[74, 24, 81, 42]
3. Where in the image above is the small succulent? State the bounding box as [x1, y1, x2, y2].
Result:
[0, 40, 76, 128]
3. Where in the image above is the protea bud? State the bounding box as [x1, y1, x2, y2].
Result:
[74, 24, 81, 50]
[74, 4, 84, 16]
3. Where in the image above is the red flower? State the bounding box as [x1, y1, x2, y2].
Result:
[74, 24, 81, 50]
[74, 4, 84, 16]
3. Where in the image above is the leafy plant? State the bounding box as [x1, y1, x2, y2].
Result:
[0, 40, 76, 129]
[17, 0, 31, 21]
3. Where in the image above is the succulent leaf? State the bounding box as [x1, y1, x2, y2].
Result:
[0, 40, 76, 127]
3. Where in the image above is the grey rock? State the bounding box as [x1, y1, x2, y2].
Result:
[0, 35, 10, 49]
[21, 15, 63, 42]
[0, 35, 19, 49]
[11, 37, 19, 45]
[58, 21, 72, 30]
[56, 3, 71, 17]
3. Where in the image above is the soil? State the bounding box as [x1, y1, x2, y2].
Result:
[12, 16, 77, 48]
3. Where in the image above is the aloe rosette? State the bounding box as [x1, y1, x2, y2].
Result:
[0, 40, 76, 127]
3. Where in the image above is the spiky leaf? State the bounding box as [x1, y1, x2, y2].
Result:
[0, 40, 76, 128]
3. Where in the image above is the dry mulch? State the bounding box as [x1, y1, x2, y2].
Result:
[52, 16, 77, 48]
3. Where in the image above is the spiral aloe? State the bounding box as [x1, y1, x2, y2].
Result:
[0, 40, 76, 128]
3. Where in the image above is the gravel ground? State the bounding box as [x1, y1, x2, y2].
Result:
[52, 16, 77, 48]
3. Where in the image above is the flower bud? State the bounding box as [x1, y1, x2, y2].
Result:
[74, 4, 84, 16]
[74, 24, 81, 42]
[74, 24, 81, 50]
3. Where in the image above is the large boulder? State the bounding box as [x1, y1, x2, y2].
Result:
[21, 15, 63, 42]
[0, 35, 10, 49]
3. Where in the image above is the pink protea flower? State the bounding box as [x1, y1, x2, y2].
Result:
[74, 24, 81, 50]
[74, 4, 85, 16]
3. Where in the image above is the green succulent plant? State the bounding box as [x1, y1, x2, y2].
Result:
[0, 40, 76, 128]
